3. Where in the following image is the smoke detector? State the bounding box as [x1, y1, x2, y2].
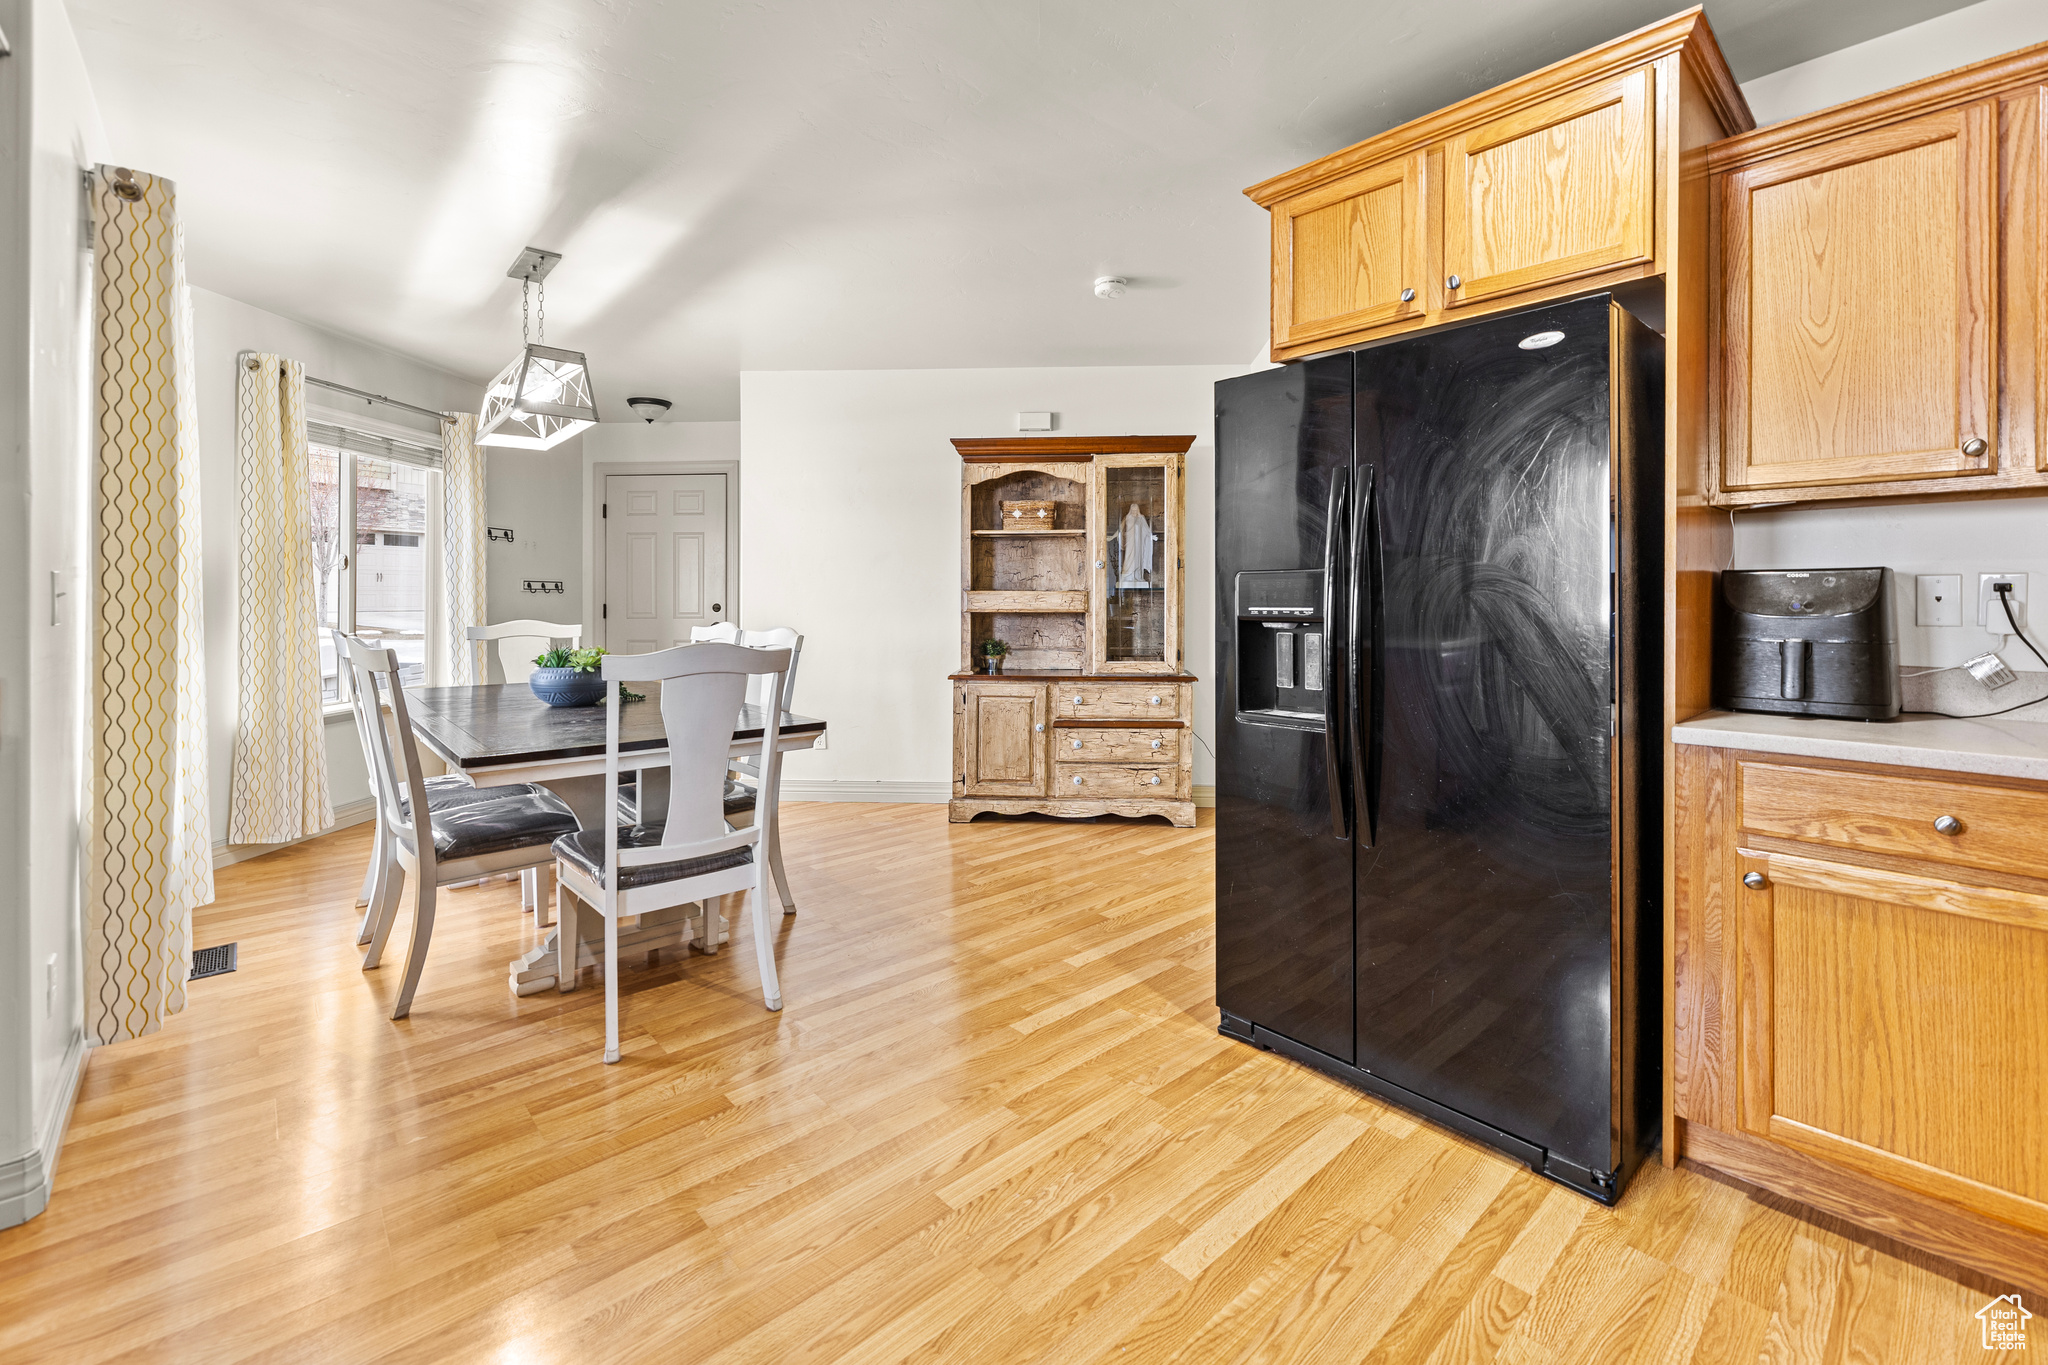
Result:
[1093, 276, 1128, 300]
[626, 396, 672, 423]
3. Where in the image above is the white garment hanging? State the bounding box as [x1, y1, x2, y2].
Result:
[1116, 503, 1154, 588]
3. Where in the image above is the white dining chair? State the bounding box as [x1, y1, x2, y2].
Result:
[332, 629, 554, 939]
[466, 619, 583, 685]
[552, 640, 793, 1063]
[344, 635, 582, 1019]
[689, 623, 804, 914]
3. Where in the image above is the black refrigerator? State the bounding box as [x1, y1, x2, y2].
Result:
[1214, 294, 1663, 1204]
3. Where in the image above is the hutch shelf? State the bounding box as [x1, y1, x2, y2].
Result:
[950, 435, 1197, 827]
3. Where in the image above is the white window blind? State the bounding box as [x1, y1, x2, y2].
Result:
[306, 419, 443, 470]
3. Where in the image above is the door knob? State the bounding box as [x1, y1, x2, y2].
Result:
[1934, 814, 1962, 835]
[1400, 288, 1415, 302]
[1743, 871, 1767, 890]
[712, 604, 722, 612]
[1962, 438, 1988, 458]
[1446, 274, 1462, 290]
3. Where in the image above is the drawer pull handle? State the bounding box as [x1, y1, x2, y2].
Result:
[1151, 739, 1161, 749]
[1150, 775, 1161, 786]
[1743, 871, 1768, 891]
[1149, 695, 1162, 705]
[1933, 814, 1962, 835]
[1073, 695, 1083, 705]
[1035, 723, 1043, 732]
[1072, 739, 1082, 749]
[1073, 776, 1083, 786]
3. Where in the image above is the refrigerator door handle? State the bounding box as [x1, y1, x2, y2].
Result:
[1349, 465, 1381, 844]
[1321, 467, 1350, 840]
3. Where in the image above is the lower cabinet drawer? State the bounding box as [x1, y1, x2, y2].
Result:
[1055, 763, 1188, 800]
[1740, 761, 2048, 881]
[1053, 684, 1183, 721]
[1055, 728, 1182, 763]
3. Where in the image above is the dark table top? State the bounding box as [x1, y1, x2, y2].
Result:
[404, 683, 827, 771]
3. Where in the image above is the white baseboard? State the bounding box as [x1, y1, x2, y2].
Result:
[779, 781, 1214, 808]
[780, 780, 951, 804]
[213, 797, 376, 868]
[0, 1032, 91, 1229]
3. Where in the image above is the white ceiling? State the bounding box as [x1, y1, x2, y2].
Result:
[71, 0, 1978, 419]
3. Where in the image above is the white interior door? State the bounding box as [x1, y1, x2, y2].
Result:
[604, 473, 728, 653]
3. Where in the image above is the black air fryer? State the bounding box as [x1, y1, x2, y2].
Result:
[1714, 568, 1900, 720]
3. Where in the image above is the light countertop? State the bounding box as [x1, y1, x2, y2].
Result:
[1673, 710, 2048, 784]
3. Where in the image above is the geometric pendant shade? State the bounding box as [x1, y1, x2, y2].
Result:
[476, 343, 597, 450]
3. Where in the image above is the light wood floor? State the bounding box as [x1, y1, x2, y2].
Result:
[0, 805, 2023, 1363]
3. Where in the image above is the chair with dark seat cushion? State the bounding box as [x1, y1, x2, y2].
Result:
[552, 639, 795, 1062]
[343, 634, 584, 1020]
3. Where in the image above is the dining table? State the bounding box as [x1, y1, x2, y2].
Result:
[403, 682, 828, 996]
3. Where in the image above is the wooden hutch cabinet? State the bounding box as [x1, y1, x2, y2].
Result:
[950, 436, 1196, 827]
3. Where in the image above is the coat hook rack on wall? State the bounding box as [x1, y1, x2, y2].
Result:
[488, 527, 515, 543]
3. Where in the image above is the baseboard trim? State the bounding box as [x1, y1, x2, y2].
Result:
[0, 1032, 91, 1229]
[1194, 785, 1214, 809]
[213, 797, 376, 868]
[781, 780, 951, 804]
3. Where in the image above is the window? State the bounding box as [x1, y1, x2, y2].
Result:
[310, 424, 440, 704]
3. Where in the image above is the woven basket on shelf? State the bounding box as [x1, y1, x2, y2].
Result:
[998, 500, 1058, 529]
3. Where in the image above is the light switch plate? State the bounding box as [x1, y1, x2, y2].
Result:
[1977, 572, 2030, 628]
[1916, 574, 1962, 626]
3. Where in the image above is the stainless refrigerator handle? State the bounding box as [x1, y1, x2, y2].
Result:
[1321, 467, 1350, 840]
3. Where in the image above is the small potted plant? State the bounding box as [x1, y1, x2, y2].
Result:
[528, 645, 609, 707]
[976, 639, 1009, 676]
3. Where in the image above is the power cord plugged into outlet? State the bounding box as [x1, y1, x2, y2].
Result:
[1999, 584, 2048, 671]
[1926, 586, 2048, 718]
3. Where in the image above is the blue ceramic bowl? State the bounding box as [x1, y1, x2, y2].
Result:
[529, 666, 605, 708]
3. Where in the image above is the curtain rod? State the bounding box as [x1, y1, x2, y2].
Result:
[237, 351, 454, 424]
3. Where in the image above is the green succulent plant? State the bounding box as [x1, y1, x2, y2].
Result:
[533, 645, 609, 672]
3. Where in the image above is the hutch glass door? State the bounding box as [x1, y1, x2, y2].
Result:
[1092, 454, 1180, 672]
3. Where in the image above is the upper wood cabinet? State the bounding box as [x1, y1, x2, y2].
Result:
[1246, 11, 1748, 362]
[1709, 43, 2048, 505]
[1271, 152, 1426, 351]
[1442, 68, 1656, 310]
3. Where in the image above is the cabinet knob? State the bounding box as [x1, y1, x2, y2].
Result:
[1962, 438, 1988, 458]
[1400, 288, 1415, 302]
[1072, 694, 1083, 704]
[1743, 871, 1767, 890]
[1934, 814, 1962, 835]
[1096, 560, 1105, 569]
[1073, 776, 1083, 786]
[1035, 723, 1043, 732]
[1072, 739, 1082, 749]
[1446, 274, 1462, 290]
[1150, 775, 1161, 786]
[1151, 739, 1161, 749]
[1149, 695, 1162, 705]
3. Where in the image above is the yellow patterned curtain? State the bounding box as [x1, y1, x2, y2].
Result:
[442, 413, 489, 685]
[227, 354, 333, 842]
[87, 166, 215, 1044]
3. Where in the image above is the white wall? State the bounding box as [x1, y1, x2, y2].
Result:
[189, 287, 479, 853]
[0, 0, 106, 1227]
[739, 366, 1258, 800]
[1731, 0, 2048, 703]
[1740, 0, 2048, 127]
[483, 436, 586, 660]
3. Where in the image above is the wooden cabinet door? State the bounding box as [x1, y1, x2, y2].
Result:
[1441, 66, 1654, 310]
[1720, 102, 1997, 491]
[1736, 849, 2048, 1235]
[1090, 455, 1181, 674]
[955, 684, 1046, 796]
[1271, 152, 1427, 351]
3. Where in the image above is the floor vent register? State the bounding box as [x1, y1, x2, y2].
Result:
[189, 943, 238, 981]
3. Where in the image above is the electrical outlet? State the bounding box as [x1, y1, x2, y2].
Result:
[1977, 572, 2030, 628]
[1916, 574, 1962, 627]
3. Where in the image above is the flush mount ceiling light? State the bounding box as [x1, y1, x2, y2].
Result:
[627, 396, 672, 423]
[1518, 330, 1566, 350]
[477, 245, 598, 450]
[1094, 276, 1128, 299]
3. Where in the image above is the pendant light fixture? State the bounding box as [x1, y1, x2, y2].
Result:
[476, 245, 598, 449]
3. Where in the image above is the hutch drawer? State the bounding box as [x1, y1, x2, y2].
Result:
[1740, 760, 2048, 881]
[1055, 727, 1182, 763]
[1055, 763, 1189, 800]
[1053, 683, 1183, 721]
